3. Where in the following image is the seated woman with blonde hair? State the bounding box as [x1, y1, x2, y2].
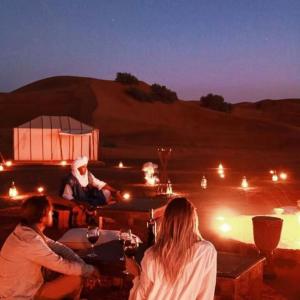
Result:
[126, 197, 217, 300]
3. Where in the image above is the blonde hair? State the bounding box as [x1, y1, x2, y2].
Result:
[151, 197, 201, 284]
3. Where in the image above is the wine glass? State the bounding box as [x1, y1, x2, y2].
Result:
[86, 226, 100, 257]
[124, 235, 139, 258]
[119, 229, 131, 262]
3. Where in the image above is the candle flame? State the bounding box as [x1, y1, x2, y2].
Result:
[5, 161, 12, 167]
[37, 186, 44, 193]
[60, 160, 67, 166]
[279, 172, 287, 180]
[123, 192, 131, 200]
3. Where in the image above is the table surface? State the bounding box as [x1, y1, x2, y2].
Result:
[98, 196, 169, 213]
[80, 240, 265, 279]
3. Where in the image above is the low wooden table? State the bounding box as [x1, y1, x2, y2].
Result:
[97, 196, 168, 241]
[80, 243, 265, 300]
[216, 252, 265, 300]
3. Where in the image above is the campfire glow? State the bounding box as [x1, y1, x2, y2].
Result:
[213, 212, 300, 249]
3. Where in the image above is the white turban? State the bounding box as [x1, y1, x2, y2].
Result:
[72, 156, 89, 187]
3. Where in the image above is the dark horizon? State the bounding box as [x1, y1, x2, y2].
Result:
[1, 0, 299, 103]
[1, 74, 300, 104]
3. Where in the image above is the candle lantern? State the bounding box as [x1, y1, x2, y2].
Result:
[279, 172, 287, 180]
[5, 160, 12, 167]
[166, 180, 173, 196]
[201, 176, 207, 189]
[272, 172, 278, 182]
[60, 160, 67, 166]
[123, 192, 131, 201]
[9, 181, 18, 198]
[241, 176, 249, 189]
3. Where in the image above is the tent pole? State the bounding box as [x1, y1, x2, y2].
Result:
[29, 119, 32, 160]
[17, 127, 20, 160]
[72, 135, 75, 160]
[41, 116, 44, 161]
[50, 116, 53, 160]
[80, 122, 83, 157]
[58, 133, 63, 160]
[89, 134, 91, 160]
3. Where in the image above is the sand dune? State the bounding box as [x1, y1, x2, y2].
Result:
[0, 76, 300, 164]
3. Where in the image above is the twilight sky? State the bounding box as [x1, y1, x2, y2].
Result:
[0, 0, 299, 102]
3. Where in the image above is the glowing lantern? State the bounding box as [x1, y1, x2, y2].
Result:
[279, 172, 287, 180]
[123, 192, 131, 201]
[241, 176, 249, 189]
[60, 160, 67, 166]
[37, 186, 44, 193]
[274, 208, 284, 215]
[5, 160, 12, 167]
[217, 163, 225, 178]
[0, 164, 4, 172]
[201, 176, 207, 189]
[118, 161, 124, 168]
[9, 181, 18, 198]
[269, 170, 274, 174]
[220, 223, 232, 233]
[166, 180, 173, 196]
[218, 163, 224, 174]
[272, 173, 278, 182]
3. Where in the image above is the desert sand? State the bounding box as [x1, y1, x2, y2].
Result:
[1, 76, 300, 299]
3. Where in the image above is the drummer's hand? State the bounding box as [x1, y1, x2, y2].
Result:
[125, 257, 141, 278]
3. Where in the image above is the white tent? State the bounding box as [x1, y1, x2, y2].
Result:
[14, 116, 99, 161]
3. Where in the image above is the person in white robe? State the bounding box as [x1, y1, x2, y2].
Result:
[61, 156, 121, 207]
[126, 197, 217, 300]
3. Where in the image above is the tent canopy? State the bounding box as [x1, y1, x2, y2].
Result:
[14, 116, 99, 161]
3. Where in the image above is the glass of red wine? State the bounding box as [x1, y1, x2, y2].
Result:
[119, 229, 131, 262]
[124, 235, 139, 258]
[86, 226, 100, 257]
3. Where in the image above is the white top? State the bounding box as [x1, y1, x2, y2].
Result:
[129, 240, 217, 300]
[0, 224, 94, 299]
[62, 172, 107, 200]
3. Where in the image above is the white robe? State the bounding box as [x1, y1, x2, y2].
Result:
[129, 240, 217, 300]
